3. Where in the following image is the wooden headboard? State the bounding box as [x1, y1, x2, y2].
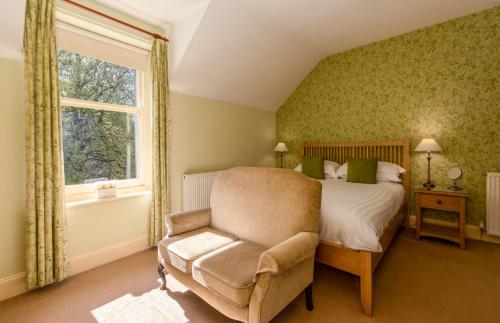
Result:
[301, 139, 411, 202]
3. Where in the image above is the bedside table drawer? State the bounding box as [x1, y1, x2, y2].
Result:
[420, 194, 460, 211]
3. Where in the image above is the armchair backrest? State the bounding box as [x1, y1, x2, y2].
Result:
[210, 167, 322, 248]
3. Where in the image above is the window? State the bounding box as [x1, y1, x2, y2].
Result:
[57, 27, 151, 197]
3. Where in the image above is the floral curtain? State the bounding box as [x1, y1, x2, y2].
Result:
[24, 0, 67, 289]
[149, 39, 171, 246]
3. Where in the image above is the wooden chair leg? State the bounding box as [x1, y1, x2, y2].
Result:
[158, 263, 167, 290]
[305, 283, 313, 311]
[360, 251, 373, 317]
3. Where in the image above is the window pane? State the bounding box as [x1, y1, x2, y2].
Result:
[58, 50, 137, 107]
[62, 106, 138, 185]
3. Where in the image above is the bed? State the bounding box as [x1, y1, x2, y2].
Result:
[302, 140, 410, 316]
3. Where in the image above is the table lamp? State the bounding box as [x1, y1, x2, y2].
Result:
[274, 143, 288, 168]
[415, 138, 442, 188]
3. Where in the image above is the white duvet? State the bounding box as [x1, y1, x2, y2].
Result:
[319, 178, 405, 252]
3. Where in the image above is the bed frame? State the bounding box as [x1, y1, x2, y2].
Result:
[302, 139, 410, 317]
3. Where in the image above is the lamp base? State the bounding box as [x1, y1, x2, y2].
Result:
[423, 181, 435, 188]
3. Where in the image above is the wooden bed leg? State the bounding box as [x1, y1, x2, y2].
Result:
[404, 203, 410, 229]
[360, 251, 373, 317]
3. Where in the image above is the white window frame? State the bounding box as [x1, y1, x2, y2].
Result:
[56, 23, 152, 200]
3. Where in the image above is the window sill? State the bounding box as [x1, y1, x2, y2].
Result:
[66, 190, 151, 209]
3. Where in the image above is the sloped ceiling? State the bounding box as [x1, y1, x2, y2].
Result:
[1, 0, 499, 110]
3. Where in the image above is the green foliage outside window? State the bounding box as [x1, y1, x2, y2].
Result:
[58, 50, 138, 185]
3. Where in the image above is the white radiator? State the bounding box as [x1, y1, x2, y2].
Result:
[486, 172, 500, 236]
[182, 171, 219, 211]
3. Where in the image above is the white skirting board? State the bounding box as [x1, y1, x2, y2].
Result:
[408, 215, 500, 244]
[0, 273, 26, 303]
[0, 235, 150, 302]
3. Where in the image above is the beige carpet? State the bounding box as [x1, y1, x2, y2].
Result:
[91, 288, 188, 323]
[1, 229, 500, 323]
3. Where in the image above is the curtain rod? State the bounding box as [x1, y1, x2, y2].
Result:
[61, 0, 169, 42]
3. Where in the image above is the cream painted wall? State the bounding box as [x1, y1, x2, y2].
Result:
[0, 57, 276, 279]
[66, 196, 151, 258]
[170, 92, 276, 212]
[0, 58, 25, 279]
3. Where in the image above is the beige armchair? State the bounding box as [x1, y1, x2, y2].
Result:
[157, 167, 322, 323]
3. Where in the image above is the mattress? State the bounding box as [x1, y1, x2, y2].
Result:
[319, 178, 406, 252]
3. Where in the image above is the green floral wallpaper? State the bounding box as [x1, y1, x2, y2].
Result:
[277, 7, 500, 225]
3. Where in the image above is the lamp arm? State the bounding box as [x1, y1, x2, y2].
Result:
[422, 151, 435, 188]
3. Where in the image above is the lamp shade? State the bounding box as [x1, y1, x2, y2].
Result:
[415, 138, 442, 152]
[274, 142, 288, 152]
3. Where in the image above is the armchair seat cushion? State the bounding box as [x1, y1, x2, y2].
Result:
[159, 227, 238, 274]
[192, 241, 265, 307]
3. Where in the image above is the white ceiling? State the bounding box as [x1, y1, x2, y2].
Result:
[96, 0, 209, 26]
[1, 0, 499, 110]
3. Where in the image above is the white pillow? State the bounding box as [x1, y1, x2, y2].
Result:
[294, 160, 340, 178]
[335, 163, 348, 179]
[377, 161, 406, 182]
[335, 161, 406, 182]
[324, 160, 341, 178]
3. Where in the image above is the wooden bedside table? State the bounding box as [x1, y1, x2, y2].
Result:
[414, 188, 469, 249]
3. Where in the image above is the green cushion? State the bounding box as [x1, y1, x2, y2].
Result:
[346, 158, 378, 184]
[302, 156, 324, 179]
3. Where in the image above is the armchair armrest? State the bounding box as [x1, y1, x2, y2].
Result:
[256, 232, 319, 275]
[165, 208, 211, 237]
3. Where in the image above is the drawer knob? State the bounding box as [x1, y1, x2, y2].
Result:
[437, 200, 442, 204]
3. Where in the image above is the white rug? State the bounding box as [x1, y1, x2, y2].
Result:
[92, 278, 190, 323]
